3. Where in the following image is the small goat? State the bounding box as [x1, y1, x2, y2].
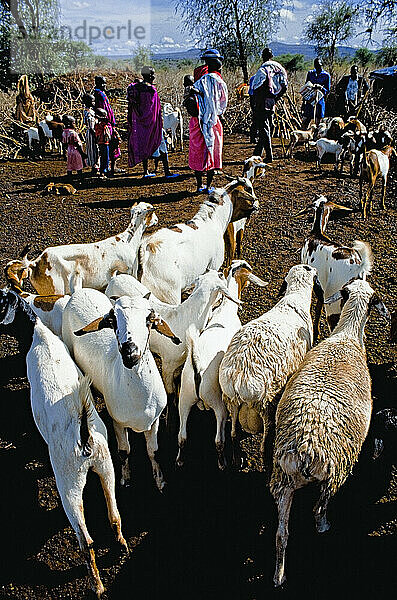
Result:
[6, 202, 157, 295]
[310, 137, 344, 171]
[359, 144, 395, 219]
[62, 290, 181, 491]
[162, 102, 183, 151]
[299, 195, 373, 337]
[0, 289, 127, 597]
[288, 124, 317, 157]
[271, 279, 389, 588]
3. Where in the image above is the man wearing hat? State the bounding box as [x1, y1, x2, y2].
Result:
[249, 47, 288, 162]
[127, 66, 164, 177]
[189, 49, 228, 193]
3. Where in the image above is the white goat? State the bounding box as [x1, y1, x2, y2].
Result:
[62, 289, 181, 491]
[219, 264, 323, 473]
[139, 177, 259, 303]
[6, 202, 158, 295]
[0, 289, 127, 597]
[162, 102, 183, 151]
[310, 138, 344, 170]
[105, 269, 242, 404]
[299, 195, 373, 337]
[271, 279, 389, 588]
[176, 260, 267, 469]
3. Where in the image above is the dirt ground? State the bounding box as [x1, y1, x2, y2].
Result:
[0, 134, 396, 600]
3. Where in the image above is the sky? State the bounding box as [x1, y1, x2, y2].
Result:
[58, 0, 383, 56]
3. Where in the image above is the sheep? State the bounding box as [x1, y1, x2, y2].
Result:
[176, 260, 268, 469]
[287, 124, 317, 157]
[138, 177, 259, 303]
[223, 158, 267, 268]
[105, 269, 242, 406]
[5, 202, 158, 295]
[219, 264, 323, 473]
[0, 289, 127, 597]
[270, 279, 389, 588]
[359, 144, 395, 219]
[310, 137, 344, 171]
[62, 289, 181, 491]
[299, 195, 373, 337]
[162, 102, 183, 151]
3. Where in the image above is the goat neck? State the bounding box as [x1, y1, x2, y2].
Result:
[311, 202, 332, 241]
[0, 291, 37, 354]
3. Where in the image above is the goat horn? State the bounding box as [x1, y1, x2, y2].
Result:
[330, 202, 352, 212]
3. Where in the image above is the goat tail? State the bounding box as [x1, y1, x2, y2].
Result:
[79, 375, 95, 458]
[352, 240, 373, 276]
[185, 324, 202, 401]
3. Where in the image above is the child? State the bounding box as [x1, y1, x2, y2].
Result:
[62, 115, 85, 180]
[82, 93, 99, 176]
[109, 127, 123, 176]
[94, 108, 111, 177]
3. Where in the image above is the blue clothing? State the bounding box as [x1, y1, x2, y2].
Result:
[303, 69, 331, 119]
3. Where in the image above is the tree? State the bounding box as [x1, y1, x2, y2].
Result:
[378, 43, 397, 66]
[361, 0, 397, 40]
[174, 0, 283, 83]
[303, 1, 359, 73]
[353, 47, 375, 68]
[277, 53, 306, 74]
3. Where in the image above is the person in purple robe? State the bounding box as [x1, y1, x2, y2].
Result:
[94, 75, 122, 174]
[127, 66, 163, 177]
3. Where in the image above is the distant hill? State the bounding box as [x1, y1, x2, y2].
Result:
[150, 41, 357, 61]
[108, 42, 358, 63]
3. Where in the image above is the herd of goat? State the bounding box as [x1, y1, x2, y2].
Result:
[0, 127, 396, 595]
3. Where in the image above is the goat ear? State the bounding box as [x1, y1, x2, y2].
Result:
[325, 286, 350, 305]
[294, 206, 311, 217]
[277, 280, 287, 298]
[247, 272, 268, 287]
[143, 292, 151, 300]
[74, 309, 115, 336]
[148, 311, 181, 345]
[370, 295, 389, 319]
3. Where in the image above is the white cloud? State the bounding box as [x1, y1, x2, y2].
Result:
[72, 1, 90, 7]
[306, 14, 314, 22]
[160, 36, 175, 44]
[277, 36, 286, 41]
[292, 0, 304, 7]
[280, 8, 295, 21]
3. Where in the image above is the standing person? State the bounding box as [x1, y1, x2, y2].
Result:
[94, 108, 111, 177]
[250, 48, 288, 163]
[15, 75, 36, 124]
[336, 65, 369, 118]
[127, 66, 163, 178]
[301, 58, 331, 129]
[188, 49, 228, 193]
[94, 75, 122, 173]
[62, 116, 85, 180]
[82, 94, 99, 176]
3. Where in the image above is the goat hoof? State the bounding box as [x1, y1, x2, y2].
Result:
[120, 478, 131, 488]
[316, 520, 331, 533]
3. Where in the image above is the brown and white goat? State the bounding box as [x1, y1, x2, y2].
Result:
[359, 143, 395, 219]
[287, 124, 317, 157]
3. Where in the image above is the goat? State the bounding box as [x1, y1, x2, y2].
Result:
[5, 202, 158, 295]
[176, 261, 267, 469]
[223, 158, 267, 268]
[236, 83, 250, 102]
[162, 102, 183, 151]
[338, 131, 356, 176]
[299, 195, 373, 338]
[0, 289, 127, 597]
[271, 279, 389, 588]
[4, 274, 69, 337]
[138, 178, 259, 303]
[105, 269, 242, 406]
[353, 129, 392, 177]
[359, 144, 395, 219]
[62, 290, 181, 491]
[310, 137, 344, 171]
[219, 264, 322, 474]
[287, 124, 317, 157]
[325, 116, 345, 140]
